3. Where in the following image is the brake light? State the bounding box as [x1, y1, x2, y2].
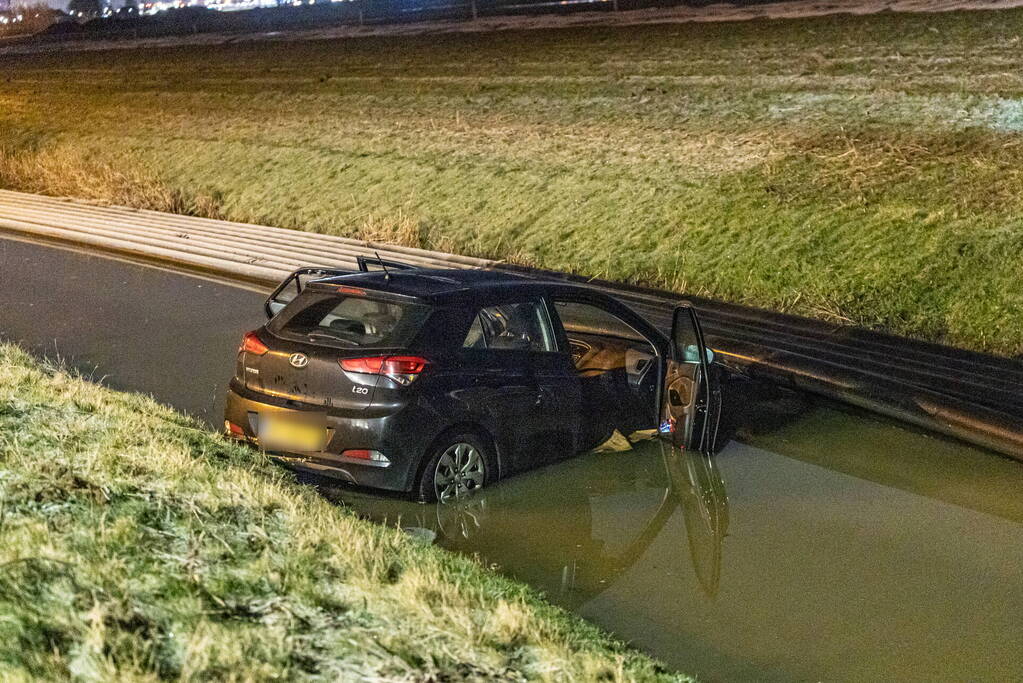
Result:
[240, 331, 269, 356]
[341, 448, 390, 464]
[337, 286, 366, 296]
[339, 355, 429, 385]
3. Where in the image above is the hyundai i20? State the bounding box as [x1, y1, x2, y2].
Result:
[224, 264, 720, 501]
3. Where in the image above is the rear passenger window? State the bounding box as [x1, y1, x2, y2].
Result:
[463, 301, 557, 352]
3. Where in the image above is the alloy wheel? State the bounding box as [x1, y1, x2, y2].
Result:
[434, 442, 486, 502]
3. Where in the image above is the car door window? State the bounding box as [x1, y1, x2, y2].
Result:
[462, 301, 557, 352]
[663, 304, 720, 453]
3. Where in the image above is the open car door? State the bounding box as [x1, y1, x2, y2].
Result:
[264, 258, 418, 318]
[659, 303, 721, 453]
[264, 267, 355, 318]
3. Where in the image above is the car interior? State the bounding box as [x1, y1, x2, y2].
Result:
[553, 300, 659, 439]
[463, 302, 557, 352]
[280, 295, 413, 347]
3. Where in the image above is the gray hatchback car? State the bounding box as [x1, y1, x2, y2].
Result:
[225, 264, 720, 501]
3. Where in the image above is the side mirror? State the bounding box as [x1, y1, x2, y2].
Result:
[681, 344, 714, 364]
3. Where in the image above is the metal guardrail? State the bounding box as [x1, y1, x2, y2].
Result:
[1, 188, 1020, 461]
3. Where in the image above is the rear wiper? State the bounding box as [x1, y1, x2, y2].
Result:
[307, 331, 361, 347]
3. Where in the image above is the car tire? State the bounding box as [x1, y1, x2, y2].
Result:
[417, 432, 495, 503]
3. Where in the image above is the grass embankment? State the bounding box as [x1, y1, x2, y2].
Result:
[2, 9, 1023, 354]
[0, 343, 683, 681]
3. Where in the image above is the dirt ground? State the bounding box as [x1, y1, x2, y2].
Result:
[4, 0, 1023, 54]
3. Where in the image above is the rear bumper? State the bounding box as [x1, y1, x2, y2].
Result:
[224, 383, 425, 493]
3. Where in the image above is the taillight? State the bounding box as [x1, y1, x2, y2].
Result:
[339, 355, 429, 385]
[341, 448, 390, 464]
[240, 331, 269, 356]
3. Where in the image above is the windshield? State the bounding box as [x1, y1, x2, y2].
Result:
[271, 292, 431, 348]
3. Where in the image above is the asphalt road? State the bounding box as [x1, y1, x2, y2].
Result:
[0, 236, 266, 424]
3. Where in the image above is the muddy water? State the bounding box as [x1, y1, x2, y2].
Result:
[3, 237, 1022, 681]
[321, 396, 1023, 682]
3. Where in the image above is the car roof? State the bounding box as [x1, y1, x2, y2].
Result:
[309, 268, 596, 305]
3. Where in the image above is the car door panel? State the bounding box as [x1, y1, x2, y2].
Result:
[527, 349, 582, 467]
[456, 348, 576, 474]
[660, 303, 721, 453]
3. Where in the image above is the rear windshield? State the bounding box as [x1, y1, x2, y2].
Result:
[271, 292, 431, 349]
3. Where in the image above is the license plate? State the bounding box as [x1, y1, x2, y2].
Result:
[259, 416, 326, 453]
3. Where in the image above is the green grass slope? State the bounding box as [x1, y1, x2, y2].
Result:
[1, 9, 1022, 354]
[0, 344, 685, 681]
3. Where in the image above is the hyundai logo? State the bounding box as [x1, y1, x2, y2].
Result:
[289, 353, 309, 368]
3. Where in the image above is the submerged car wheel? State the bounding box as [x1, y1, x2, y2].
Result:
[418, 433, 493, 503]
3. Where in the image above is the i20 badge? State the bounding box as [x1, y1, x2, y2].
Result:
[289, 353, 309, 368]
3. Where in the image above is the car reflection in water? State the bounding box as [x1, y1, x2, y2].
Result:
[667, 443, 728, 597]
[319, 434, 731, 606]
